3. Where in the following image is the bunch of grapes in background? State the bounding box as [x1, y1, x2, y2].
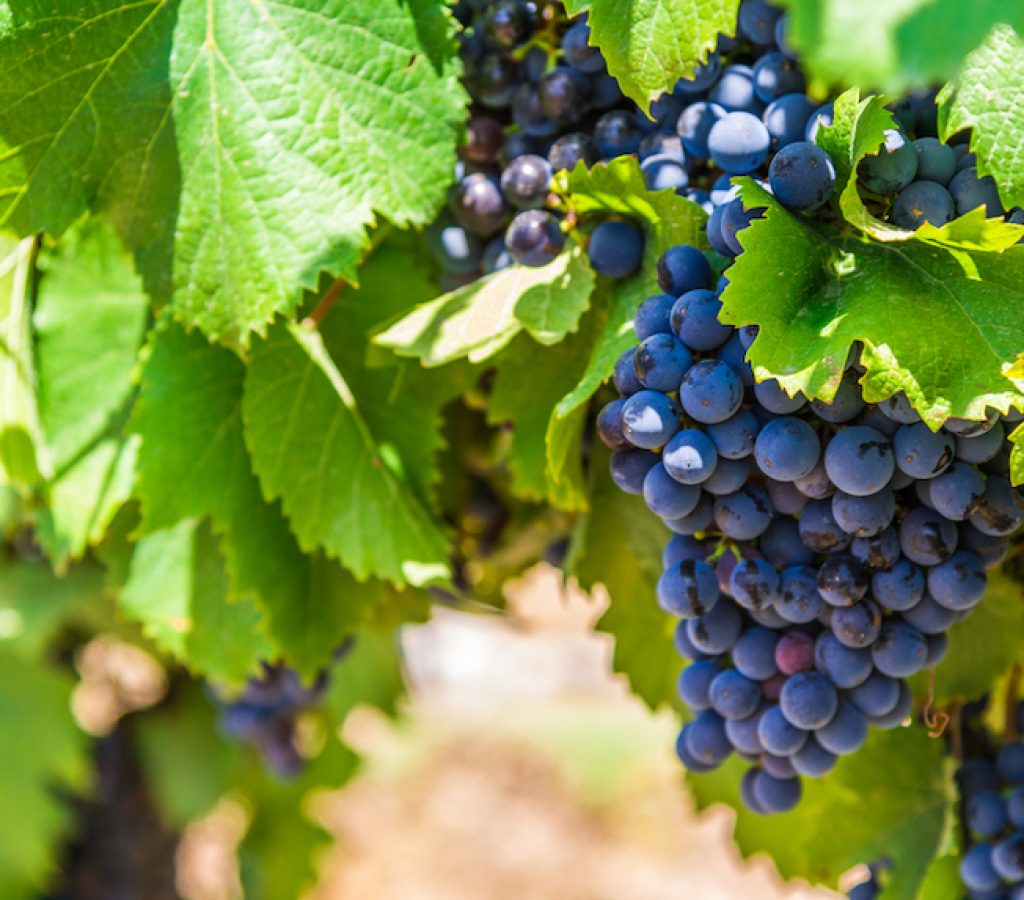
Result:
[598, 241, 1024, 813]
[957, 701, 1024, 898]
[214, 661, 334, 777]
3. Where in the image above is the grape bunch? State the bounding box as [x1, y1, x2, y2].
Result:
[215, 661, 332, 777]
[956, 701, 1024, 897]
[598, 241, 1024, 814]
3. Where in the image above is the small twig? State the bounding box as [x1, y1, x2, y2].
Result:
[302, 277, 346, 329]
[1005, 663, 1022, 744]
[923, 666, 950, 738]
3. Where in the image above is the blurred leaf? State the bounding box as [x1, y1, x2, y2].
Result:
[0, 651, 90, 898]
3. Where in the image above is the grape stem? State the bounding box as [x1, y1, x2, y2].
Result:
[922, 666, 950, 739]
[302, 277, 345, 329]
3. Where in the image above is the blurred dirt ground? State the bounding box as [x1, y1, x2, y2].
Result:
[306, 566, 842, 900]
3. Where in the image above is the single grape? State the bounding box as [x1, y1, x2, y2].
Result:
[766, 480, 809, 517]
[737, 0, 783, 46]
[804, 102, 834, 142]
[427, 214, 484, 273]
[831, 600, 882, 649]
[671, 289, 733, 351]
[793, 460, 835, 500]
[999, 743, 1024, 785]
[688, 589, 745, 655]
[892, 180, 954, 229]
[664, 493, 716, 534]
[657, 559, 720, 617]
[847, 671, 900, 717]
[740, 767, 766, 813]
[791, 736, 838, 777]
[729, 558, 782, 610]
[633, 293, 676, 340]
[814, 633, 873, 688]
[726, 709, 766, 755]
[500, 154, 552, 209]
[823, 426, 894, 497]
[956, 421, 1005, 464]
[684, 710, 733, 767]
[872, 621, 928, 677]
[781, 672, 838, 730]
[757, 705, 808, 755]
[762, 92, 816, 149]
[675, 726, 716, 773]
[858, 129, 918, 194]
[927, 550, 987, 610]
[657, 245, 713, 295]
[992, 834, 1024, 882]
[469, 53, 519, 109]
[809, 371, 865, 423]
[596, 399, 629, 449]
[960, 844, 1002, 894]
[752, 771, 802, 814]
[620, 389, 681, 449]
[733, 627, 780, 680]
[752, 51, 805, 103]
[505, 209, 565, 266]
[708, 111, 771, 173]
[633, 333, 693, 391]
[969, 476, 1024, 537]
[899, 505, 959, 564]
[588, 220, 644, 278]
[720, 198, 765, 255]
[871, 558, 925, 611]
[816, 700, 868, 755]
[679, 359, 745, 423]
[594, 110, 644, 157]
[892, 422, 954, 478]
[777, 567, 826, 624]
[959, 522, 1009, 568]
[753, 379, 806, 414]
[775, 630, 816, 675]
[759, 518, 816, 568]
[912, 137, 957, 185]
[642, 153, 689, 193]
[676, 101, 727, 159]
[662, 428, 718, 485]
[817, 555, 869, 606]
[768, 141, 836, 212]
[662, 535, 709, 569]
[673, 54, 723, 95]
[547, 133, 598, 171]
[707, 410, 759, 459]
[949, 167, 1003, 217]
[561, 20, 604, 73]
[609, 448, 658, 494]
[798, 499, 851, 553]
[967, 791, 1009, 838]
[643, 462, 702, 518]
[831, 488, 895, 537]
[709, 64, 762, 114]
[613, 347, 643, 395]
[483, 0, 534, 48]
[703, 457, 752, 495]
[714, 484, 773, 540]
[538, 66, 590, 124]
[753, 417, 820, 482]
[850, 525, 901, 571]
[511, 84, 558, 138]
[709, 669, 762, 720]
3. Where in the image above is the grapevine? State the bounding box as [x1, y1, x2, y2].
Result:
[1, 0, 1024, 897]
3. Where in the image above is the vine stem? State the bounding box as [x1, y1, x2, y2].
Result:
[302, 277, 345, 329]
[1004, 662, 1022, 744]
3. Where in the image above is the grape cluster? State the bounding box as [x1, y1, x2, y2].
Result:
[215, 662, 331, 777]
[598, 241, 1024, 814]
[956, 702, 1024, 898]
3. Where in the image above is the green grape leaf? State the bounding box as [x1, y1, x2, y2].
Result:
[0, 236, 47, 486]
[938, 24, 1024, 213]
[34, 222, 148, 468]
[689, 727, 951, 899]
[35, 433, 138, 568]
[167, 0, 465, 345]
[720, 179, 1024, 426]
[570, 446, 680, 710]
[319, 236, 472, 506]
[562, 0, 740, 113]
[818, 89, 1024, 249]
[0, 557, 106, 661]
[551, 158, 707, 420]
[488, 327, 593, 509]
[777, 0, 1024, 93]
[0, 1, 178, 245]
[243, 321, 451, 587]
[133, 320, 412, 676]
[1010, 422, 1024, 485]
[121, 519, 273, 686]
[0, 651, 90, 899]
[910, 572, 1024, 702]
[375, 245, 596, 366]
[917, 852, 963, 900]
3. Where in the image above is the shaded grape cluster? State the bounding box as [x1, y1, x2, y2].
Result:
[215, 662, 332, 777]
[958, 710, 1024, 898]
[598, 242, 1024, 813]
